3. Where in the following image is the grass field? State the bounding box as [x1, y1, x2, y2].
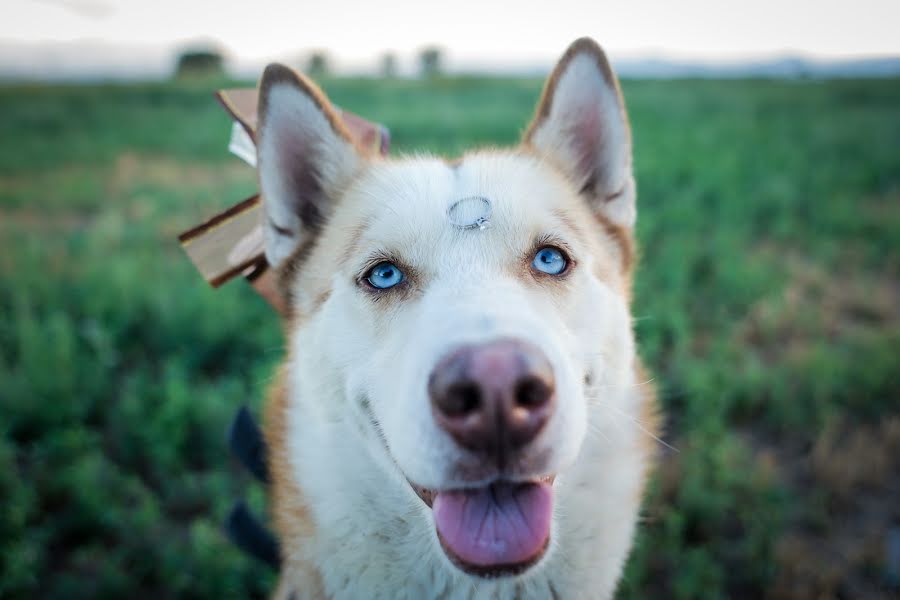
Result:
[1, 74, 898, 599]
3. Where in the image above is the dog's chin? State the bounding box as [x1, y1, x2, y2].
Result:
[410, 475, 556, 578]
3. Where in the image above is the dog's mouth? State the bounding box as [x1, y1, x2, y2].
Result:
[410, 476, 555, 577]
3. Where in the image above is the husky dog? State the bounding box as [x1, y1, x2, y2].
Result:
[256, 37, 658, 599]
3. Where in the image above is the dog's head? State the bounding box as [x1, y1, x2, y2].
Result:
[258, 38, 638, 578]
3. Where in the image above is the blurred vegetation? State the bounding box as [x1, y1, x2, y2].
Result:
[0, 75, 898, 599]
[418, 47, 444, 78]
[305, 51, 331, 79]
[379, 52, 398, 79]
[174, 50, 225, 80]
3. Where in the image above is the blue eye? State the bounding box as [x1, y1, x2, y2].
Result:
[532, 247, 568, 275]
[366, 261, 405, 289]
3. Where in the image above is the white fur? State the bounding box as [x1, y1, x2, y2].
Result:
[263, 42, 652, 599]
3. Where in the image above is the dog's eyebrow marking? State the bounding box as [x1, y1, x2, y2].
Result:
[338, 220, 373, 267]
[553, 209, 588, 244]
[447, 196, 492, 230]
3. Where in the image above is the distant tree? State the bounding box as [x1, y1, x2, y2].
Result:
[307, 51, 331, 77]
[175, 49, 224, 79]
[418, 46, 444, 78]
[379, 52, 398, 78]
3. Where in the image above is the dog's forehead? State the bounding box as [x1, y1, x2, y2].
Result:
[343, 152, 577, 253]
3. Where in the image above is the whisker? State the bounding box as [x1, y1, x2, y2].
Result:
[604, 406, 678, 453]
[585, 376, 657, 392]
[586, 421, 612, 444]
[585, 385, 678, 453]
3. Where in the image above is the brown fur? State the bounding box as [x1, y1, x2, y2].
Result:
[594, 213, 636, 289]
[634, 359, 662, 474]
[264, 364, 324, 599]
[257, 70, 355, 579]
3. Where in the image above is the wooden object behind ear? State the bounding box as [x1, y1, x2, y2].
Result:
[177, 87, 390, 316]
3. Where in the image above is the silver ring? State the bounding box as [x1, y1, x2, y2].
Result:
[447, 196, 492, 230]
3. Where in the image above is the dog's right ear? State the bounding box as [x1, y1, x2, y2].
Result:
[524, 38, 635, 229]
[257, 64, 363, 269]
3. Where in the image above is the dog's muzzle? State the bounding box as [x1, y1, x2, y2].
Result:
[416, 338, 558, 576]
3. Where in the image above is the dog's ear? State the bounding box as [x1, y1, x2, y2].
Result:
[257, 64, 363, 268]
[524, 38, 635, 228]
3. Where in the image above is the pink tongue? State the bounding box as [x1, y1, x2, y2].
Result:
[433, 482, 553, 567]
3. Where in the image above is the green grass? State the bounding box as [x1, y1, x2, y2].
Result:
[1, 75, 898, 599]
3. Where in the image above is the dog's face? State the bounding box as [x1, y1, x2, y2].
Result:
[257, 39, 638, 579]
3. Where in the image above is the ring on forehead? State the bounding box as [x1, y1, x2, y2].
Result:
[447, 196, 492, 230]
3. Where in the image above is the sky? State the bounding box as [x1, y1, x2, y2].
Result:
[2, 0, 900, 74]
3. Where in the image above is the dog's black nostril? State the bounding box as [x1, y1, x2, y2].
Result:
[442, 383, 481, 417]
[514, 377, 550, 409]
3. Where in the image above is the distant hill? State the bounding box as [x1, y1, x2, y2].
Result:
[613, 55, 900, 79]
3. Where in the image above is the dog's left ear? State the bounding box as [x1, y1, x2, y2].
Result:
[524, 38, 635, 228]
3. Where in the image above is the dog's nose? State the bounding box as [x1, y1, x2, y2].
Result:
[429, 339, 555, 463]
